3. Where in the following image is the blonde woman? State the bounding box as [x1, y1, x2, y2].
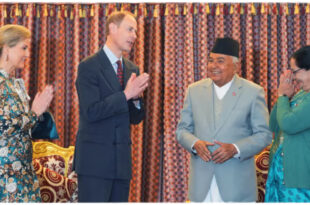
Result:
[0, 24, 53, 202]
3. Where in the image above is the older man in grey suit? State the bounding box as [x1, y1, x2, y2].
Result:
[176, 37, 272, 202]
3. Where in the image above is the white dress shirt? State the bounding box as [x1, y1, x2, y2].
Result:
[103, 45, 123, 74]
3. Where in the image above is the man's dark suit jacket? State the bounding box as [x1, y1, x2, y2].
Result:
[73, 48, 145, 180]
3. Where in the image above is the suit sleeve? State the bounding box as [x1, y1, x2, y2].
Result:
[176, 87, 199, 152]
[269, 102, 280, 133]
[127, 67, 145, 124]
[76, 62, 129, 123]
[0, 81, 38, 133]
[276, 95, 310, 134]
[234, 88, 272, 161]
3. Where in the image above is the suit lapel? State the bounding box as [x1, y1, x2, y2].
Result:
[212, 75, 243, 137]
[97, 48, 122, 91]
[201, 79, 215, 133]
[123, 59, 135, 86]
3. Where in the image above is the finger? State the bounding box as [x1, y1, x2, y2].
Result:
[212, 146, 221, 156]
[128, 73, 136, 82]
[140, 82, 149, 90]
[201, 150, 212, 161]
[47, 95, 54, 104]
[200, 153, 211, 162]
[204, 141, 215, 146]
[197, 145, 210, 156]
[131, 73, 137, 79]
[35, 92, 41, 99]
[214, 140, 223, 146]
[140, 73, 149, 78]
[201, 151, 212, 161]
[138, 80, 148, 88]
[44, 85, 52, 90]
[288, 73, 293, 83]
[214, 155, 227, 164]
[198, 151, 209, 162]
[213, 152, 226, 163]
[46, 85, 54, 93]
[33, 92, 39, 100]
[137, 76, 149, 86]
[212, 148, 222, 160]
[197, 146, 211, 160]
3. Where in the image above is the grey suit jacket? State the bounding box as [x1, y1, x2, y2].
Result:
[176, 75, 272, 202]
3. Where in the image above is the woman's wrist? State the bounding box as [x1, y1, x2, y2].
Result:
[278, 93, 287, 97]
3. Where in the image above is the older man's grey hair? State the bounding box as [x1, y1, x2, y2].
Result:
[232, 56, 239, 64]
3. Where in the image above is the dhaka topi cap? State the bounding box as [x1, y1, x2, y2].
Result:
[211, 37, 239, 58]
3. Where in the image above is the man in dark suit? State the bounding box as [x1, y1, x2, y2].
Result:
[73, 11, 149, 202]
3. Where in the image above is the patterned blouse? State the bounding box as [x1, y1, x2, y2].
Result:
[0, 71, 41, 202]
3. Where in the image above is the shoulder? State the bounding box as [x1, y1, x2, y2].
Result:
[0, 78, 10, 97]
[79, 52, 100, 68]
[78, 51, 103, 75]
[188, 78, 211, 90]
[239, 77, 264, 93]
[123, 58, 138, 71]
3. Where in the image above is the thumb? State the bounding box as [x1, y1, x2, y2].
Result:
[34, 92, 41, 100]
[214, 140, 224, 146]
[130, 73, 137, 80]
[127, 73, 136, 84]
[204, 141, 214, 146]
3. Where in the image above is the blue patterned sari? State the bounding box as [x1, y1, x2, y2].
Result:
[265, 91, 310, 202]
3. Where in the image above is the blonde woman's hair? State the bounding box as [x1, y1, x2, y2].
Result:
[0, 24, 31, 56]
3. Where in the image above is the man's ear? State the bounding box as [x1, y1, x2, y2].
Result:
[234, 60, 241, 74]
[109, 22, 118, 34]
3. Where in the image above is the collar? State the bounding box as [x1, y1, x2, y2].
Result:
[0, 69, 9, 78]
[103, 44, 122, 66]
[213, 75, 235, 91]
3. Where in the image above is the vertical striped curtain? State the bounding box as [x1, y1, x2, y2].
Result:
[1, 2, 310, 202]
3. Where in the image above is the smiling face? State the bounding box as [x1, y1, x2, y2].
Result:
[7, 38, 30, 69]
[290, 58, 310, 92]
[207, 52, 237, 87]
[109, 15, 137, 53]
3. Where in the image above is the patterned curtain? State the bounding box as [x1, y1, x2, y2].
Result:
[1, 2, 310, 202]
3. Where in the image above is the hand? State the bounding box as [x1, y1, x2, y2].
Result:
[212, 140, 237, 164]
[124, 73, 149, 100]
[193, 140, 214, 162]
[31, 85, 54, 116]
[278, 70, 295, 98]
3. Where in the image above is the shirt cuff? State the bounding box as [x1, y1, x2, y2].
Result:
[191, 139, 199, 154]
[233, 143, 240, 158]
[133, 100, 141, 109]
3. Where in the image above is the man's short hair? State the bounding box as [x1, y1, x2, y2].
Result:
[105, 11, 135, 36]
[232, 56, 239, 64]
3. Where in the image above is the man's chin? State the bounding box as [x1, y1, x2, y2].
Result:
[209, 76, 221, 82]
[122, 47, 132, 53]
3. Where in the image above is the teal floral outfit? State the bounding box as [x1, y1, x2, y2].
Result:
[265, 90, 310, 202]
[0, 71, 40, 202]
